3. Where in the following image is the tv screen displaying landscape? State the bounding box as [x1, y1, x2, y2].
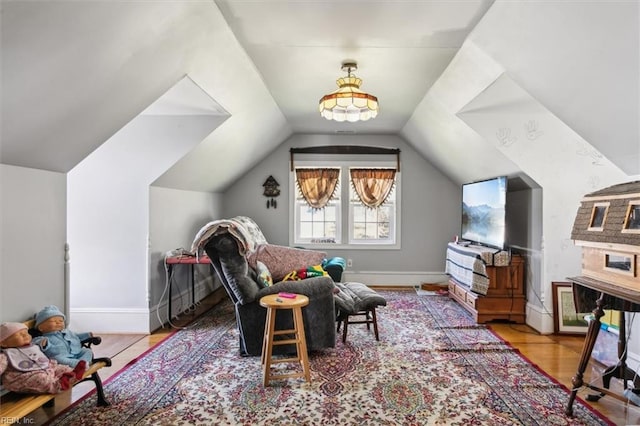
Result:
[461, 176, 507, 249]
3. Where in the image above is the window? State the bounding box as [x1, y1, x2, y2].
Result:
[588, 202, 609, 231]
[622, 201, 640, 233]
[291, 161, 400, 249]
[294, 169, 341, 244]
[349, 181, 395, 243]
[604, 252, 635, 276]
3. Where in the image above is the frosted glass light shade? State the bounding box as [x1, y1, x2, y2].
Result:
[319, 73, 378, 122]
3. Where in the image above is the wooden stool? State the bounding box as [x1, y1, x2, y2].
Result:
[259, 293, 311, 386]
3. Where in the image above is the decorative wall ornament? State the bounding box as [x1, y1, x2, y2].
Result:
[496, 128, 517, 146]
[263, 175, 280, 209]
[524, 120, 544, 140]
[576, 143, 604, 166]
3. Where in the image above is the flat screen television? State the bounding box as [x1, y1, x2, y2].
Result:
[461, 176, 507, 249]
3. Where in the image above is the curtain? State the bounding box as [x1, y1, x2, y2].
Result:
[295, 168, 340, 209]
[350, 168, 396, 208]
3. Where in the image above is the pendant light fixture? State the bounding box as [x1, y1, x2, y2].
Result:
[319, 61, 378, 122]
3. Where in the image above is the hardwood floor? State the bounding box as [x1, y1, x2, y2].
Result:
[490, 322, 640, 426]
[24, 289, 640, 425]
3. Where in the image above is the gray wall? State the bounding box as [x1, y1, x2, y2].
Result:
[506, 186, 543, 311]
[148, 186, 223, 330]
[222, 134, 460, 275]
[1, 164, 67, 322]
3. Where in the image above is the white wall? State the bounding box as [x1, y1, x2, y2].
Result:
[223, 134, 459, 286]
[0, 164, 67, 322]
[457, 73, 628, 333]
[148, 186, 223, 330]
[67, 113, 225, 333]
[469, 0, 639, 176]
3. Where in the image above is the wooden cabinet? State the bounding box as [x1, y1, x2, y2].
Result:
[448, 254, 526, 323]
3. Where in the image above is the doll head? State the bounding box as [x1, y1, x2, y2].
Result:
[35, 305, 66, 333]
[0, 322, 31, 348]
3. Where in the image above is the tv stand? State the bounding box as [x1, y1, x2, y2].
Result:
[445, 243, 526, 323]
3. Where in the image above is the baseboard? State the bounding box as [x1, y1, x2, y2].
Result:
[70, 281, 222, 334]
[341, 271, 448, 286]
[149, 280, 221, 331]
[69, 308, 151, 334]
[524, 301, 555, 334]
[626, 351, 640, 373]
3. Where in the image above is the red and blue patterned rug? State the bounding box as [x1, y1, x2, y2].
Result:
[49, 291, 611, 425]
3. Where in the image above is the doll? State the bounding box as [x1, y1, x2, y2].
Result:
[32, 305, 94, 368]
[0, 322, 86, 394]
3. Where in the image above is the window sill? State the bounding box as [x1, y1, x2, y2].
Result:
[292, 242, 401, 251]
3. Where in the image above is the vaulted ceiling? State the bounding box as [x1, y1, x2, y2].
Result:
[1, 1, 638, 192]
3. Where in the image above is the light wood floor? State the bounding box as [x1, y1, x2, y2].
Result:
[490, 322, 640, 426]
[25, 289, 640, 425]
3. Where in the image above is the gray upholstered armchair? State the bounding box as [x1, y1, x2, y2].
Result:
[202, 231, 337, 356]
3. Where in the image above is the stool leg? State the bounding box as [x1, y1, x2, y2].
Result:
[371, 308, 379, 341]
[261, 307, 273, 367]
[262, 308, 277, 386]
[293, 307, 311, 383]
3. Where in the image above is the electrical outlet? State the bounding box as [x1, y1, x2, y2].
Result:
[347, 258, 353, 267]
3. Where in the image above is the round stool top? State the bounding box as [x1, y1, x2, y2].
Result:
[260, 293, 309, 309]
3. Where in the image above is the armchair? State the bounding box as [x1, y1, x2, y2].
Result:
[197, 219, 337, 357]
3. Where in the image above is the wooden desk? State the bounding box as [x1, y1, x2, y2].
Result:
[565, 275, 640, 416]
[165, 254, 212, 323]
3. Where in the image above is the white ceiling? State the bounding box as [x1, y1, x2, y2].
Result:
[214, 0, 495, 134]
[1, 1, 637, 192]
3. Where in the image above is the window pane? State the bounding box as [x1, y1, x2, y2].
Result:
[299, 207, 313, 221]
[379, 222, 390, 238]
[365, 223, 377, 238]
[296, 200, 339, 243]
[353, 205, 366, 221]
[365, 208, 376, 221]
[324, 222, 336, 237]
[625, 204, 640, 230]
[299, 221, 313, 238]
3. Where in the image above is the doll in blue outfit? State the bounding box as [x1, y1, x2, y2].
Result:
[32, 305, 94, 368]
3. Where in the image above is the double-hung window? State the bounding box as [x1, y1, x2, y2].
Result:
[291, 160, 400, 249]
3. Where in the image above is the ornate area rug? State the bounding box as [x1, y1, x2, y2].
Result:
[48, 291, 610, 425]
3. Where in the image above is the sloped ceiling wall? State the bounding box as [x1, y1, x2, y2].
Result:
[400, 0, 637, 333]
[403, 0, 639, 183]
[401, 42, 521, 185]
[470, 0, 639, 176]
[0, 1, 291, 192]
[1, 1, 637, 192]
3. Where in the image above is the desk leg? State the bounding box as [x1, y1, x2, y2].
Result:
[191, 264, 195, 309]
[167, 264, 174, 325]
[565, 293, 605, 416]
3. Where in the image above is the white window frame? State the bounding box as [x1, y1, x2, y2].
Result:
[289, 159, 401, 250]
[293, 167, 342, 245]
